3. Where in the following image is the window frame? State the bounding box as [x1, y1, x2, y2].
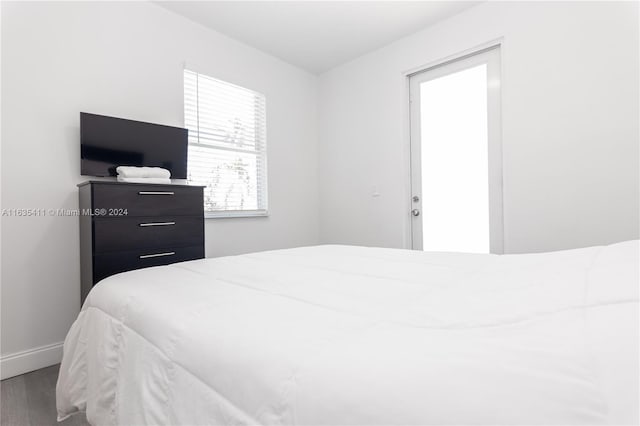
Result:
[183, 69, 269, 219]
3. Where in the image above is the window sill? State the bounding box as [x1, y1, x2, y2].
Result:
[204, 210, 269, 219]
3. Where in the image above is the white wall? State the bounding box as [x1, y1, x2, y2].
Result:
[0, 1, 318, 377]
[318, 1, 639, 253]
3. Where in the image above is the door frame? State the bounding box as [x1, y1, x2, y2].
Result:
[405, 41, 504, 253]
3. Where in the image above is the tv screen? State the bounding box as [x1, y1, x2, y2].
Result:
[80, 112, 188, 178]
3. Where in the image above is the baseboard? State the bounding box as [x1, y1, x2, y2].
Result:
[1, 341, 64, 380]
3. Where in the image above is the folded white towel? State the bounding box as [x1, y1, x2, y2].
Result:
[116, 166, 171, 179]
[117, 176, 172, 184]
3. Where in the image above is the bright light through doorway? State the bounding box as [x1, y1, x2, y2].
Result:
[420, 64, 490, 253]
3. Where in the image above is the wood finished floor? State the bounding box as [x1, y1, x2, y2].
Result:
[1, 364, 89, 426]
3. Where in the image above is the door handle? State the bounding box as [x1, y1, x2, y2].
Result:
[412, 209, 420, 217]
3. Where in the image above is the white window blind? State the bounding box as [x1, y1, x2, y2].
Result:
[184, 69, 268, 217]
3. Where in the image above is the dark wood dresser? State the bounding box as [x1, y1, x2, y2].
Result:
[78, 181, 205, 302]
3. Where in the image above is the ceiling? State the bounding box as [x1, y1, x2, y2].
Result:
[156, 1, 481, 74]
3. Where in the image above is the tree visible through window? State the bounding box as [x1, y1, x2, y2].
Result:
[184, 69, 268, 216]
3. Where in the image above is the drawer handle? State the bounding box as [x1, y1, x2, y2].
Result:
[138, 191, 175, 195]
[139, 222, 176, 227]
[139, 251, 175, 259]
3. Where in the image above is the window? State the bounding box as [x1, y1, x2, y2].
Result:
[184, 69, 268, 217]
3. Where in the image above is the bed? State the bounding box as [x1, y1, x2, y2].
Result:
[57, 241, 639, 425]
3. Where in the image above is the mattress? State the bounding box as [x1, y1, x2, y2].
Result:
[56, 241, 639, 425]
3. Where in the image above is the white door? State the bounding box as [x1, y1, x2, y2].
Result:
[409, 46, 503, 253]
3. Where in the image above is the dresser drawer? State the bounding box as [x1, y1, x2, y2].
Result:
[93, 245, 204, 283]
[93, 216, 204, 253]
[92, 184, 203, 217]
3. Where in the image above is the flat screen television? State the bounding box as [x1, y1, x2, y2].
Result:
[80, 112, 188, 178]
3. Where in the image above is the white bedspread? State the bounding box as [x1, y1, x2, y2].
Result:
[57, 242, 639, 425]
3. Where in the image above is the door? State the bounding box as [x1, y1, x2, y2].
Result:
[409, 46, 503, 253]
